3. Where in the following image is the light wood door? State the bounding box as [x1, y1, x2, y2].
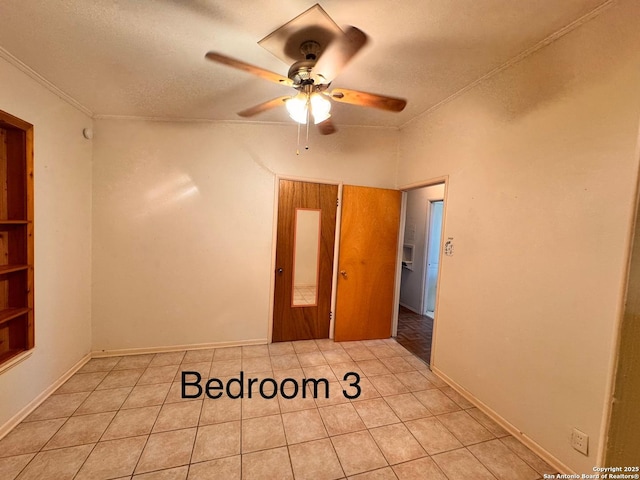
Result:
[334, 185, 402, 341]
[272, 180, 338, 341]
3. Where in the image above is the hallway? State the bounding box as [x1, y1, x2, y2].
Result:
[396, 306, 434, 365]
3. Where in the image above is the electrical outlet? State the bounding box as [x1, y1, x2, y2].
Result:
[571, 428, 589, 455]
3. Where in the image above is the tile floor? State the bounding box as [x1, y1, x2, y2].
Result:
[0, 338, 557, 479]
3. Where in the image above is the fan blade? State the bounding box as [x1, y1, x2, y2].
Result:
[317, 118, 337, 135]
[205, 51, 293, 87]
[311, 26, 368, 84]
[330, 88, 407, 112]
[237, 96, 291, 117]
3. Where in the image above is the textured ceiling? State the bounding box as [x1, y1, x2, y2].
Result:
[0, 0, 608, 127]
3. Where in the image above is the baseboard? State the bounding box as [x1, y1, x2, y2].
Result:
[431, 365, 574, 475]
[399, 302, 420, 314]
[0, 352, 91, 441]
[91, 338, 269, 358]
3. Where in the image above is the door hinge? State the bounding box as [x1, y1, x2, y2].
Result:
[336, 197, 339, 207]
[329, 311, 333, 320]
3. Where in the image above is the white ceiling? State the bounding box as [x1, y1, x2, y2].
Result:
[0, 0, 607, 128]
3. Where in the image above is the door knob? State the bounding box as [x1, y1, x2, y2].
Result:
[277, 268, 283, 274]
[340, 270, 347, 278]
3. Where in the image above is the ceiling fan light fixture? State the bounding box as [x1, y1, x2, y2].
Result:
[310, 93, 331, 124]
[285, 92, 309, 124]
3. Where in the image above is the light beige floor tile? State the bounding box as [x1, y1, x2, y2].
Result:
[393, 371, 435, 392]
[468, 439, 539, 480]
[315, 339, 344, 351]
[24, 392, 90, 422]
[0, 453, 34, 480]
[186, 455, 240, 479]
[369, 423, 426, 465]
[97, 369, 145, 390]
[242, 446, 293, 479]
[242, 395, 280, 419]
[288, 438, 344, 480]
[0, 418, 65, 457]
[209, 359, 242, 376]
[368, 375, 409, 396]
[79, 357, 121, 373]
[191, 421, 240, 462]
[152, 400, 202, 433]
[322, 349, 352, 364]
[368, 345, 397, 359]
[467, 408, 509, 438]
[44, 411, 115, 450]
[386, 344, 414, 357]
[75, 386, 132, 415]
[431, 448, 496, 480]
[330, 362, 365, 380]
[319, 403, 366, 436]
[14, 444, 93, 480]
[499, 436, 556, 475]
[339, 341, 366, 350]
[292, 340, 320, 353]
[282, 409, 328, 444]
[55, 371, 108, 394]
[241, 414, 287, 453]
[242, 345, 269, 358]
[134, 465, 188, 479]
[102, 405, 161, 440]
[137, 365, 179, 385]
[135, 428, 196, 474]
[379, 356, 415, 373]
[268, 342, 295, 356]
[352, 398, 400, 428]
[75, 435, 147, 480]
[405, 417, 463, 455]
[348, 466, 398, 479]
[243, 356, 273, 374]
[303, 364, 338, 382]
[440, 386, 474, 409]
[347, 347, 377, 362]
[383, 394, 432, 421]
[182, 349, 215, 363]
[165, 381, 204, 403]
[277, 386, 318, 413]
[270, 354, 301, 370]
[392, 456, 448, 480]
[357, 359, 392, 377]
[114, 354, 155, 370]
[213, 347, 242, 360]
[331, 430, 387, 476]
[200, 396, 242, 424]
[174, 362, 211, 382]
[413, 389, 461, 415]
[150, 351, 186, 367]
[123, 383, 171, 408]
[402, 356, 430, 372]
[312, 381, 349, 407]
[298, 351, 328, 367]
[272, 367, 305, 383]
[418, 369, 448, 387]
[437, 411, 494, 446]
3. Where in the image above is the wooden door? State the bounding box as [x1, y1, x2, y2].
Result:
[272, 180, 338, 341]
[334, 185, 402, 341]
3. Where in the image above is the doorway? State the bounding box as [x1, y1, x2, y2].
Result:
[397, 182, 445, 364]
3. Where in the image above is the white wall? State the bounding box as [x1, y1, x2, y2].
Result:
[398, 0, 640, 472]
[91, 119, 397, 352]
[400, 184, 445, 312]
[0, 57, 93, 427]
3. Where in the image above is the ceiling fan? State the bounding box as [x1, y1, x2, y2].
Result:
[204, 5, 407, 136]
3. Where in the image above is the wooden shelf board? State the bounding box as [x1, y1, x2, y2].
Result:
[0, 307, 30, 326]
[0, 220, 28, 225]
[0, 265, 29, 275]
[0, 348, 27, 365]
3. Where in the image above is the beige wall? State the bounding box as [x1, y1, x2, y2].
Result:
[398, 0, 640, 472]
[0, 57, 93, 428]
[91, 119, 398, 352]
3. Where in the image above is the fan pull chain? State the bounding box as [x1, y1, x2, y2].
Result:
[296, 121, 301, 155]
[305, 98, 310, 150]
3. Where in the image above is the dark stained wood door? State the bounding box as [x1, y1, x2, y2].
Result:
[334, 185, 402, 341]
[272, 180, 338, 341]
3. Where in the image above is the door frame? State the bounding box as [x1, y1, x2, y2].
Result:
[268, 174, 343, 343]
[394, 175, 449, 367]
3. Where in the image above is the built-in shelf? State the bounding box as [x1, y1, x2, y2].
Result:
[0, 109, 34, 369]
